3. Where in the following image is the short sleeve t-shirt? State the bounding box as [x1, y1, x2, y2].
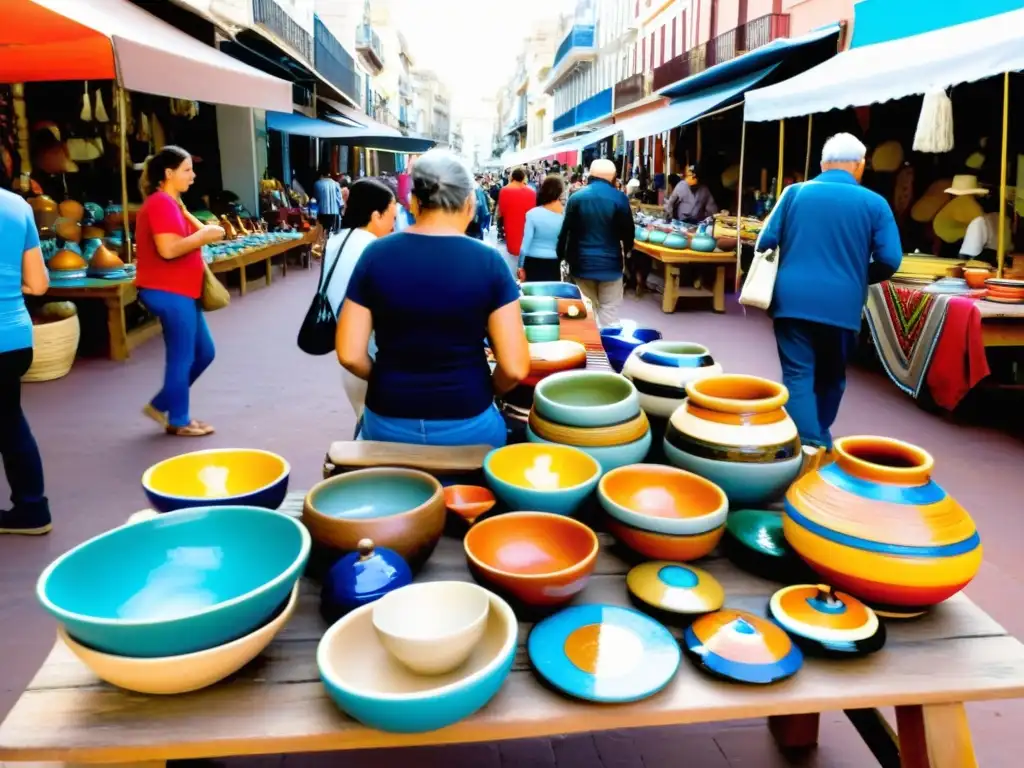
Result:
[135, 191, 204, 299]
[0, 191, 40, 353]
[345, 233, 521, 420]
[498, 184, 537, 256]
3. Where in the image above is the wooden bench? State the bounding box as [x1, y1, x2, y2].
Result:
[1, 491, 1020, 768]
[633, 242, 735, 314]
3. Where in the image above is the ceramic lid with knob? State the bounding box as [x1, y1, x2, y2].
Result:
[626, 562, 724, 617]
[683, 608, 803, 684]
[320, 539, 412, 623]
[768, 584, 885, 657]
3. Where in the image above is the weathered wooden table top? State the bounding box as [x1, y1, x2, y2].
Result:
[2, 492, 1023, 764]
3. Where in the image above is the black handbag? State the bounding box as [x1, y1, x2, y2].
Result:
[297, 230, 354, 356]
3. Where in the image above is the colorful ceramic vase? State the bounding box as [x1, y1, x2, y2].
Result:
[626, 562, 724, 617]
[664, 375, 802, 506]
[684, 609, 803, 684]
[320, 539, 412, 623]
[622, 341, 723, 418]
[600, 322, 662, 373]
[783, 436, 982, 618]
[768, 584, 885, 657]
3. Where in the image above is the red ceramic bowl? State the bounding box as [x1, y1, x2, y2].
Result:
[443, 485, 496, 525]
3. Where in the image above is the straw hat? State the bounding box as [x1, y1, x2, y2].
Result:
[871, 141, 904, 172]
[933, 195, 984, 243]
[944, 175, 988, 196]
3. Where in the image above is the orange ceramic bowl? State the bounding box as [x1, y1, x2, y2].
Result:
[605, 515, 724, 561]
[464, 512, 599, 607]
[963, 269, 991, 289]
[443, 485, 496, 525]
[598, 464, 728, 536]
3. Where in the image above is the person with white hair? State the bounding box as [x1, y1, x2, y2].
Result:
[556, 157, 635, 326]
[754, 132, 902, 452]
[336, 149, 530, 447]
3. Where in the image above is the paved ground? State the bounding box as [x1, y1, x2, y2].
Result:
[2, 254, 1023, 766]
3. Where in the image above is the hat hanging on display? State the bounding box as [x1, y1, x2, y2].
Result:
[944, 175, 988, 196]
[910, 179, 953, 223]
[870, 141, 904, 172]
[913, 89, 954, 153]
[933, 195, 985, 243]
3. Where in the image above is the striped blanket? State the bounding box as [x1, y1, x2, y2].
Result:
[864, 281, 950, 397]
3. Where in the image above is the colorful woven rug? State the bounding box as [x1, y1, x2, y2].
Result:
[864, 281, 950, 397]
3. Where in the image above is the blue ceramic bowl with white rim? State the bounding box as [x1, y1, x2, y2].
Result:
[533, 370, 641, 429]
[601, 323, 663, 372]
[521, 281, 582, 300]
[318, 586, 517, 733]
[622, 341, 723, 419]
[526, 424, 652, 474]
[484, 442, 601, 516]
[37, 505, 310, 658]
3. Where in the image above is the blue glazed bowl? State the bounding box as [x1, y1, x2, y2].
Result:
[526, 425, 653, 473]
[318, 586, 517, 733]
[521, 281, 582, 300]
[520, 295, 558, 313]
[484, 442, 601, 516]
[525, 325, 561, 343]
[534, 370, 641, 428]
[522, 311, 561, 327]
[601, 323, 663, 373]
[142, 448, 290, 513]
[37, 506, 310, 657]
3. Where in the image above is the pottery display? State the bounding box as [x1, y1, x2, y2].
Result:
[320, 539, 412, 623]
[82, 224, 106, 240]
[598, 464, 728, 536]
[626, 562, 724, 617]
[527, 425, 652, 473]
[605, 515, 724, 561]
[443, 485, 496, 526]
[521, 281, 582, 300]
[600, 322, 663, 372]
[373, 582, 490, 675]
[37, 506, 310, 658]
[722, 509, 809, 582]
[55, 217, 82, 243]
[768, 584, 885, 657]
[142, 448, 290, 513]
[524, 340, 587, 387]
[463, 511, 598, 607]
[716, 236, 738, 252]
[689, 224, 717, 252]
[663, 232, 689, 250]
[530, 408, 648, 448]
[648, 230, 668, 245]
[664, 375, 802, 506]
[684, 609, 803, 684]
[528, 604, 681, 703]
[635, 225, 648, 241]
[49, 249, 88, 272]
[484, 443, 600, 516]
[520, 295, 559, 313]
[303, 468, 446, 569]
[29, 195, 58, 232]
[534, 370, 641, 428]
[783, 435, 982, 617]
[88, 243, 125, 272]
[525, 325, 561, 343]
[58, 199, 85, 221]
[319, 587, 517, 733]
[522, 310, 560, 327]
[59, 582, 299, 695]
[622, 341, 723, 418]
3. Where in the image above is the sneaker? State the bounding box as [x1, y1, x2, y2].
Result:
[0, 507, 52, 535]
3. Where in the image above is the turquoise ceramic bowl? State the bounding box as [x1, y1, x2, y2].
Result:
[520, 296, 558, 313]
[534, 370, 641, 428]
[318, 587, 517, 733]
[37, 506, 310, 658]
[522, 311, 561, 327]
[526, 325, 561, 343]
[527, 425, 652, 473]
[142, 448, 290, 513]
[484, 443, 601, 516]
[662, 439, 802, 507]
[648, 230, 668, 245]
[521, 281, 582, 299]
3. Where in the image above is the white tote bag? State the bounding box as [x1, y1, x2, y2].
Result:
[739, 247, 779, 310]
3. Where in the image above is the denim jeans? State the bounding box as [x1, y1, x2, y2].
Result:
[0, 347, 49, 521]
[360, 403, 507, 448]
[139, 288, 215, 428]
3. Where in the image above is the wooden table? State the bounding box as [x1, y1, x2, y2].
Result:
[633, 242, 734, 314]
[208, 232, 315, 297]
[978, 299, 1024, 348]
[45, 278, 159, 362]
[2, 493, 1022, 768]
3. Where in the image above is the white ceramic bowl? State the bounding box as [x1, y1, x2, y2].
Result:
[372, 581, 490, 675]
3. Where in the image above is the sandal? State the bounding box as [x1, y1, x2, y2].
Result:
[166, 420, 215, 437]
[142, 404, 169, 429]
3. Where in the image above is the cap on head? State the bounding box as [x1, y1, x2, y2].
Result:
[589, 158, 617, 181]
[821, 133, 867, 165]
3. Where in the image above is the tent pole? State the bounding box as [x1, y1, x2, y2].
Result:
[776, 119, 785, 198]
[735, 119, 747, 292]
[119, 85, 131, 263]
[998, 71, 1010, 279]
[804, 114, 813, 181]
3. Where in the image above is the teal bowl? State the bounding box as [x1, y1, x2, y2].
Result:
[522, 311, 561, 327]
[484, 443, 601, 516]
[318, 586, 517, 733]
[520, 296, 558, 313]
[648, 230, 668, 245]
[521, 281, 582, 300]
[534, 370, 641, 428]
[526, 425, 653, 473]
[526, 325, 561, 343]
[37, 506, 310, 658]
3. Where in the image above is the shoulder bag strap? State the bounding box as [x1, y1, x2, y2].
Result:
[320, 229, 356, 298]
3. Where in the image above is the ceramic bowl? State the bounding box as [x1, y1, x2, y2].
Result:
[520, 295, 559, 313]
[525, 325, 561, 343]
[526, 424, 653, 474]
[443, 485, 496, 525]
[522, 311, 561, 327]
[318, 588, 517, 733]
[373, 582, 490, 675]
[605, 515, 724, 562]
[524, 340, 588, 387]
[38, 506, 310, 657]
[521, 281, 582, 299]
[303, 468, 445, 569]
[529, 408, 649, 448]
[59, 582, 299, 694]
[599, 464, 728, 535]
[533, 370, 640, 428]
[484, 443, 601, 516]
[142, 448, 290, 513]
[464, 512, 599, 607]
[601, 323, 663, 373]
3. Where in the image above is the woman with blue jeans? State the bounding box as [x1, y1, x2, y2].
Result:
[337, 150, 530, 448]
[134, 146, 225, 436]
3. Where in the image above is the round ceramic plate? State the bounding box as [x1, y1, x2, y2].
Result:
[627, 562, 724, 616]
[984, 295, 1024, 304]
[528, 604, 680, 703]
[984, 278, 1024, 288]
[684, 609, 803, 685]
[768, 584, 885, 657]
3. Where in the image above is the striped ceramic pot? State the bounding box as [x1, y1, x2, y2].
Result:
[783, 436, 982, 618]
[622, 341, 723, 419]
[663, 375, 802, 507]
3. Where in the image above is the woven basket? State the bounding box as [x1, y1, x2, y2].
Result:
[23, 314, 80, 382]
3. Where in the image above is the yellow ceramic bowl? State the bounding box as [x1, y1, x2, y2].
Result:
[59, 582, 298, 695]
[484, 443, 601, 516]
[142, 448, 290, 513]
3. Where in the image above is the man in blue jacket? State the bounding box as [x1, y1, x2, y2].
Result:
[557, 158, 634, 326]
[756, 133, 902, 450]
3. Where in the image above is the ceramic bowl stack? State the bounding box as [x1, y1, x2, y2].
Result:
[622, 341, 723, 419]
[600, 322, 663, 372]
[484, 442, 601, 516]
[522, 309, 561, 343]
[984, 277, 1024, 304]
[599, 464, 728, 561]
[521, 281, 582, 300]
[38, 506, 310, 694]
[528, 370, 652, 473]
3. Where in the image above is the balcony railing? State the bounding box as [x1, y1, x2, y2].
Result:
[653, 46, 707, 91]
[553, 87, 612, 133]
[552, 24, 596, 70]
[356, 24, 384, 72]
[613, 73, 644, 109]
[253, 0, 313, 63]
[313, 16, 358, 102]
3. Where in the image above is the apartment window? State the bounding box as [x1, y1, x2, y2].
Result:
[659, 25, 666, 66]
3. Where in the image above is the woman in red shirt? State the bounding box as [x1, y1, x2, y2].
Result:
[135, 146, 225, 436]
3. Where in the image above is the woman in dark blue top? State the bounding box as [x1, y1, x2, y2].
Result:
[337, 150, 530, 447]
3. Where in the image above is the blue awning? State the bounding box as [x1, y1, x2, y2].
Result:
[265, 112, 435, 153]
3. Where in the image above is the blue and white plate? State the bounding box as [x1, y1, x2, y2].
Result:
[528, 604, 680, 703]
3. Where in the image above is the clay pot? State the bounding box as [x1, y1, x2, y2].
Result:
[29, 196, 58, 231]
[55, 218, 82, 243]
[49, 249, 88, 271]
[58, 200, 85, 222]
[82, 225, 106, 240]
[622, 341, 723, 419]
[715, 236, 738, 252]
[663, 232, 689, 250]
[783, 436, 982, 618]
[89, 243, 125, 271]
[663, 375, 801, 506]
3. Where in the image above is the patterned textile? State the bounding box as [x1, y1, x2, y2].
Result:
[864, 281, 950, 397]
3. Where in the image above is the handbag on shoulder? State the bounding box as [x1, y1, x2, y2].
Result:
[297, 230, 353, 355]
[201, 264, 230, 312]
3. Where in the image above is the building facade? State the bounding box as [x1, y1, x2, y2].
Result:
[412, 70, 451, 146]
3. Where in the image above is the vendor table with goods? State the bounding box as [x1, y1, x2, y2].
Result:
[633, 241, 734, 314]
[206, 230, 316, 297]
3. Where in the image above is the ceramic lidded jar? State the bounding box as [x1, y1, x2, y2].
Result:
[664, 375, 802, 506]
[320, 538, 412, 623]
[622, 341, 723, 419]
[783, 436, 982, 618]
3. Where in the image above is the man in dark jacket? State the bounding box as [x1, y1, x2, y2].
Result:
[557, 159, 634, 326]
